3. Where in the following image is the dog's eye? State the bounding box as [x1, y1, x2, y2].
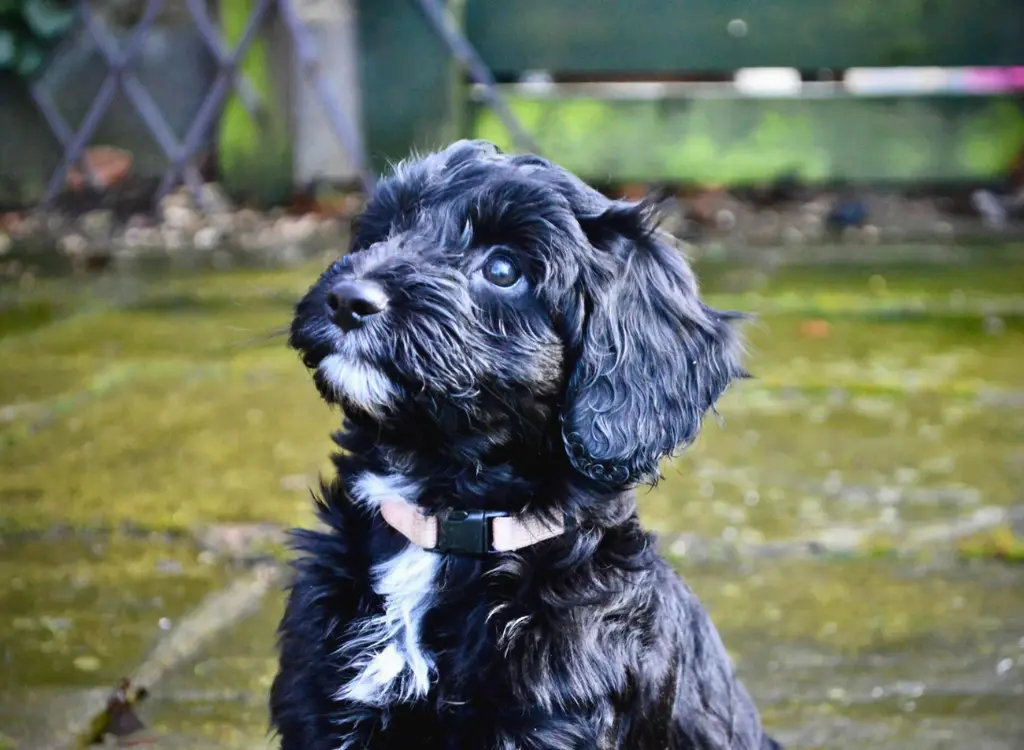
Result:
[482, 254, 522, 288]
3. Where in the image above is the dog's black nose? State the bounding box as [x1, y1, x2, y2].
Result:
[325, 280, 388, 331]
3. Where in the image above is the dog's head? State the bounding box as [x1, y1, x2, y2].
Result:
[291, 140, 745, 487]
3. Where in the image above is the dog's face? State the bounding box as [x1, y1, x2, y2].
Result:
[290, 140, 744, 487]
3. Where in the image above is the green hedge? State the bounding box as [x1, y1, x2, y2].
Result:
[0, 0, 76, 78]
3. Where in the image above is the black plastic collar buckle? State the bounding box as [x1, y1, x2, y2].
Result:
[437, 509, 508, 555]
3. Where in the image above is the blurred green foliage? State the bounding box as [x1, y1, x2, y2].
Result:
[0, 0, 75, 78]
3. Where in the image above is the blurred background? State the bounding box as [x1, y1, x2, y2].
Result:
[1, 1, 1023, 748]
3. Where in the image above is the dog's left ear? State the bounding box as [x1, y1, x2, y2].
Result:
[561, 202, 747, 486]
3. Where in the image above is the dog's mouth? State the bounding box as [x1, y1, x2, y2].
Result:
[292, 315, 406, 416]
[314, 351, 400, 416]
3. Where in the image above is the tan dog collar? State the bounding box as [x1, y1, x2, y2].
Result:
[379, 500, 572, 555]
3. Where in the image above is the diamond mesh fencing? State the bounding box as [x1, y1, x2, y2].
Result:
[21, 0, 372, 211]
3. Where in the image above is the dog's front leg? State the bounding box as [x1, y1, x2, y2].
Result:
[664, 601, 781, 750]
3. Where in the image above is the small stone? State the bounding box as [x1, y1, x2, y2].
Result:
[193, 225, 222, 251]
[317, 217, 345, 239]
[156, 559, 184, 575]
[781, 226, 804, 246]
[984, 316, 1006, 336]
[826, 687, 846, 701]
[278, 243, 304, 266]
[160, 227, 186, 252]
[971, 189, 1008, 230]
[79, 209, 114, 239]
[122, 226, 149, 249]
[161, 188, 194, 211]
[997, 658, 1013, 675]
[277, 214, 319, 244]
[125, 213, 150, 230]
[715, 208, 737, 232]
[895, 467, 919, 485]
[197, 182, 232, 215]
[162, 203, 197, 232]
[233, 208, 262, 231]
[73, 655, 101, 672]
[877, 486, 900, 505]
[902, 682, 925, 698]
[158, 617, 173, 631]
[58, 232, 88, 256]
[44, 212, 65, 234]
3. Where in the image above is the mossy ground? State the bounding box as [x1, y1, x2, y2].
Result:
[1, 246, 1022, 747]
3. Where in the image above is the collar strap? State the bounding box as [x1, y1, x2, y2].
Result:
[379, 500, 572, 555]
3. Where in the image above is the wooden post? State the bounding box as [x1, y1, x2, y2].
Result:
[291, 0, 363, 187]
[217, 0, 293, 206]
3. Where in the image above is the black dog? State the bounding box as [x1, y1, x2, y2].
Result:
[272, 140, 780, 749]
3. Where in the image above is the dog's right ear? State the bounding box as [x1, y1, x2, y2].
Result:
[561, 202, 746, 487]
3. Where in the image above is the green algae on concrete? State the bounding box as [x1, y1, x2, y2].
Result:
[640, 388, 1024, 542]
[0, 536, 232, 692]
[0, 535, 235, 747]
[138, 591, 283, 749]
[680, 557, 1024, 749]
[0, 360, 335, 533]
[1, 246, 1023, 747]
[957, 525, 1024, 564]
[2, 249, 1022, 543]
[0, 265, 337, 534]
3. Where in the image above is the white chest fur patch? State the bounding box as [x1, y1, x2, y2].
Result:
[337, 473, 437, 707]
[351, 471, 420, 509]
[319, 355, 397, 416]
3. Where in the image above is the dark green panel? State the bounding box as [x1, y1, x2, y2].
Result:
[471, 94, 1024, 184]
[356, 0, 459, 173]
[466, 0, 1024, 74]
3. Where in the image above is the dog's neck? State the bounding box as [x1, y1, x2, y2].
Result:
[334, 408, 632, 526]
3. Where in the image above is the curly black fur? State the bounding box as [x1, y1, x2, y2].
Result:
[271, 140, 780, 749]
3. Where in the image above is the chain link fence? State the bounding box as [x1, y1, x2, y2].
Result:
[2, 0, 374, 213]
